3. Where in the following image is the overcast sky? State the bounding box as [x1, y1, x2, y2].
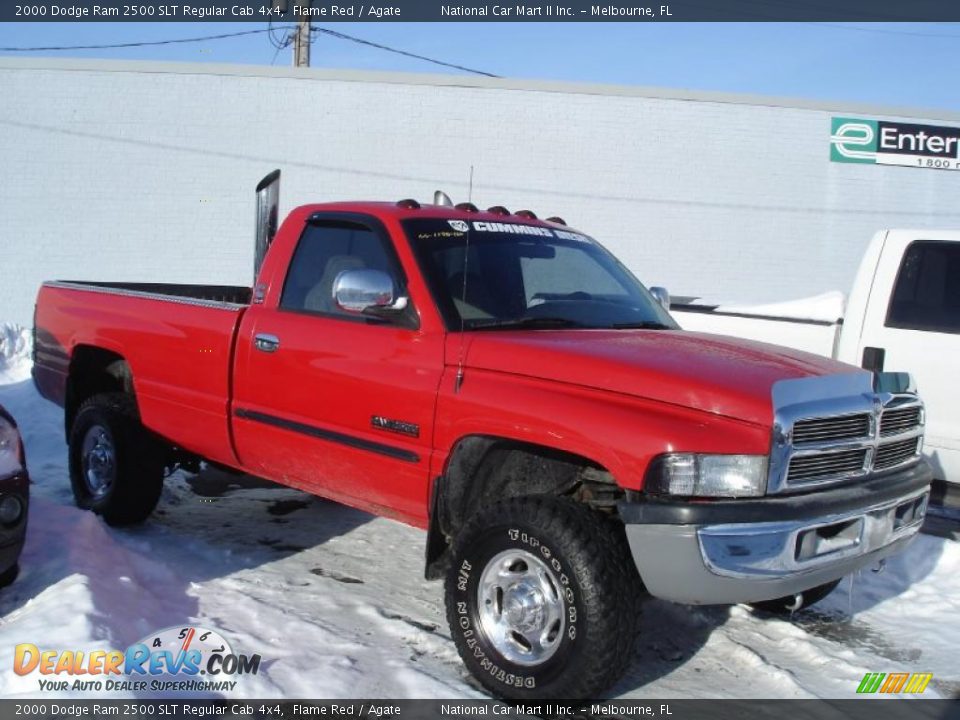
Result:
[1, 22, 959, 111]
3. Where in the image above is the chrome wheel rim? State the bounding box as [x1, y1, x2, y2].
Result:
[81, 424, 115, 499]
[477, 548, 565, 666]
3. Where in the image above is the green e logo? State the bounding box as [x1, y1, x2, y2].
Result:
[830, 117, 878, 163]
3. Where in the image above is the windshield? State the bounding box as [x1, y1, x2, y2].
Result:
[405, 218, 679, 331]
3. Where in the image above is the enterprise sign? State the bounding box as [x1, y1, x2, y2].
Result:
[830, 116, 960, 171]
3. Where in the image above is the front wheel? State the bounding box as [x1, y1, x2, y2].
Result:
[68, 393, 164, 526]
[445, 496, 640, 699]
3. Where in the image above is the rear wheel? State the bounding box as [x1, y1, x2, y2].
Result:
[445, 496, 640, 699]
[750, 579, 842, 614]
[69, 393, 164, 526]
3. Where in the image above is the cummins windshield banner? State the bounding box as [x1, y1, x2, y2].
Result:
[831, 117, 960, 171]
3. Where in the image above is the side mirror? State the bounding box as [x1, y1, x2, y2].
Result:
[333, 269, 408, 314]
[649, 286, 671, 311]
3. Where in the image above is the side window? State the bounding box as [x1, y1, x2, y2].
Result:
[280, 221, 401, 318]
[886, 240, 960, 334]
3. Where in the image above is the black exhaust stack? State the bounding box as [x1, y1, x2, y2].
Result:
[254, 169, 281, 281]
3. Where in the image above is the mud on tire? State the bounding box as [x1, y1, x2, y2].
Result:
[444, 496, 641, 700]
[68, 392, 164, 526]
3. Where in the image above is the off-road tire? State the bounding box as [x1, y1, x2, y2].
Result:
[445, 495, 641, 700]
[68, 393, 163, 526]
[750, 579, 842, 614]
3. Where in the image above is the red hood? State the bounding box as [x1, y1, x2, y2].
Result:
[462, 330, 858, 425]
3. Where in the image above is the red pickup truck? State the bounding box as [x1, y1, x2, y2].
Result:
[33, 173, 932, 699]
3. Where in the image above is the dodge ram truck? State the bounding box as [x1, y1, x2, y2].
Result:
[32, 173, 933, 699]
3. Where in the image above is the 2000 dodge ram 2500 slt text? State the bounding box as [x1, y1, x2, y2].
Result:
[33, 173, 932, 699]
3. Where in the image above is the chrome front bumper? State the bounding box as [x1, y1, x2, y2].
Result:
[621, 464, 932, 605]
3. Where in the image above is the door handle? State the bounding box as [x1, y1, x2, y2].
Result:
[254, 333, 280, 353]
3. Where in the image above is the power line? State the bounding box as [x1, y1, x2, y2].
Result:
[0, 27, 287, 53]
[267, 20, 294, 51]
[0, 23, 499, 77]
[810, 22, 960, 38]
[312, 27, 500, 77]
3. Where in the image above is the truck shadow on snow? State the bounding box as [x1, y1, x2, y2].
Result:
[612, 531, 945, 694]
[0, 461, 376, 698]
[4, 471, 949, 699]
[771, 534, 945, 665]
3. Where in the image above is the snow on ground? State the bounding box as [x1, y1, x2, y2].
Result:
[0, 324, 31, 385]
[0, 333, 957, 700]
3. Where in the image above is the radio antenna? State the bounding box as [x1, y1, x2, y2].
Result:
[455, 166, 474, 393]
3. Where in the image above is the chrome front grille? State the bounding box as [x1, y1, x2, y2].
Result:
[787, 448, 869, 482]
[874, 437, 921, 470]
[881, 406, 922, 437]
[792, 413, 871, 444]
[769, 374, 925, 494]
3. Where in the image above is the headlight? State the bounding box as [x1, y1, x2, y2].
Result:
[0, 415, 24, 478]
[645, 454, 768, 498]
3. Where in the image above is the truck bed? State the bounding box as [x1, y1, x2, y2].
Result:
[34, 281, 249, 467]
[46, 281, 252, 306]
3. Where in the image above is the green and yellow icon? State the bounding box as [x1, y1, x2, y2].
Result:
[857, 672, 933, 694]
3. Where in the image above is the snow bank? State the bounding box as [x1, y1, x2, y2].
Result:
[0, 324, 32, 384]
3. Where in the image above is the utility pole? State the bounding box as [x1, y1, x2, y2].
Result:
[293, 0, 311, 67]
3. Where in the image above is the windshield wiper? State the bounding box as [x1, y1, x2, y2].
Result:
[469, 317, 587, 331]
[609, 321, 674, 330]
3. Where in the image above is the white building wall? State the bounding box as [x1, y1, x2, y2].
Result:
[2, 58, 960, 328]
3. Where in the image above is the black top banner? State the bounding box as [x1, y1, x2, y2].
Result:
[4, 0, 960, 21]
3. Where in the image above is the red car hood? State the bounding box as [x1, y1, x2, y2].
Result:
[462, 330, 857, 425]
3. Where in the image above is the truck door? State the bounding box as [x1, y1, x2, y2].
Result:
[231, 214, 444, 523]
[856, 231, 960, 484]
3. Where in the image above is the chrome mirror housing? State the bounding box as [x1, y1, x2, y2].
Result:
[649, 286, 671, 311]
[333, 269, 407, 314]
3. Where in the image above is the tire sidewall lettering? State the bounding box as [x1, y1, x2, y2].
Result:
[452, 523, 584, 691]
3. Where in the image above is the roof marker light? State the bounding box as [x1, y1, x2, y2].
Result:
[515, 210, 537, 219]
[397, 198, 421, 209]
[487, 206, 510, 216]
[545, 216, 567, 225]
[455, 202, 479, 213]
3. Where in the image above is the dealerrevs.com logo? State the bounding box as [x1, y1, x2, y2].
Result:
[830, 116, 960, 170]
[14, 626, 262, 694]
